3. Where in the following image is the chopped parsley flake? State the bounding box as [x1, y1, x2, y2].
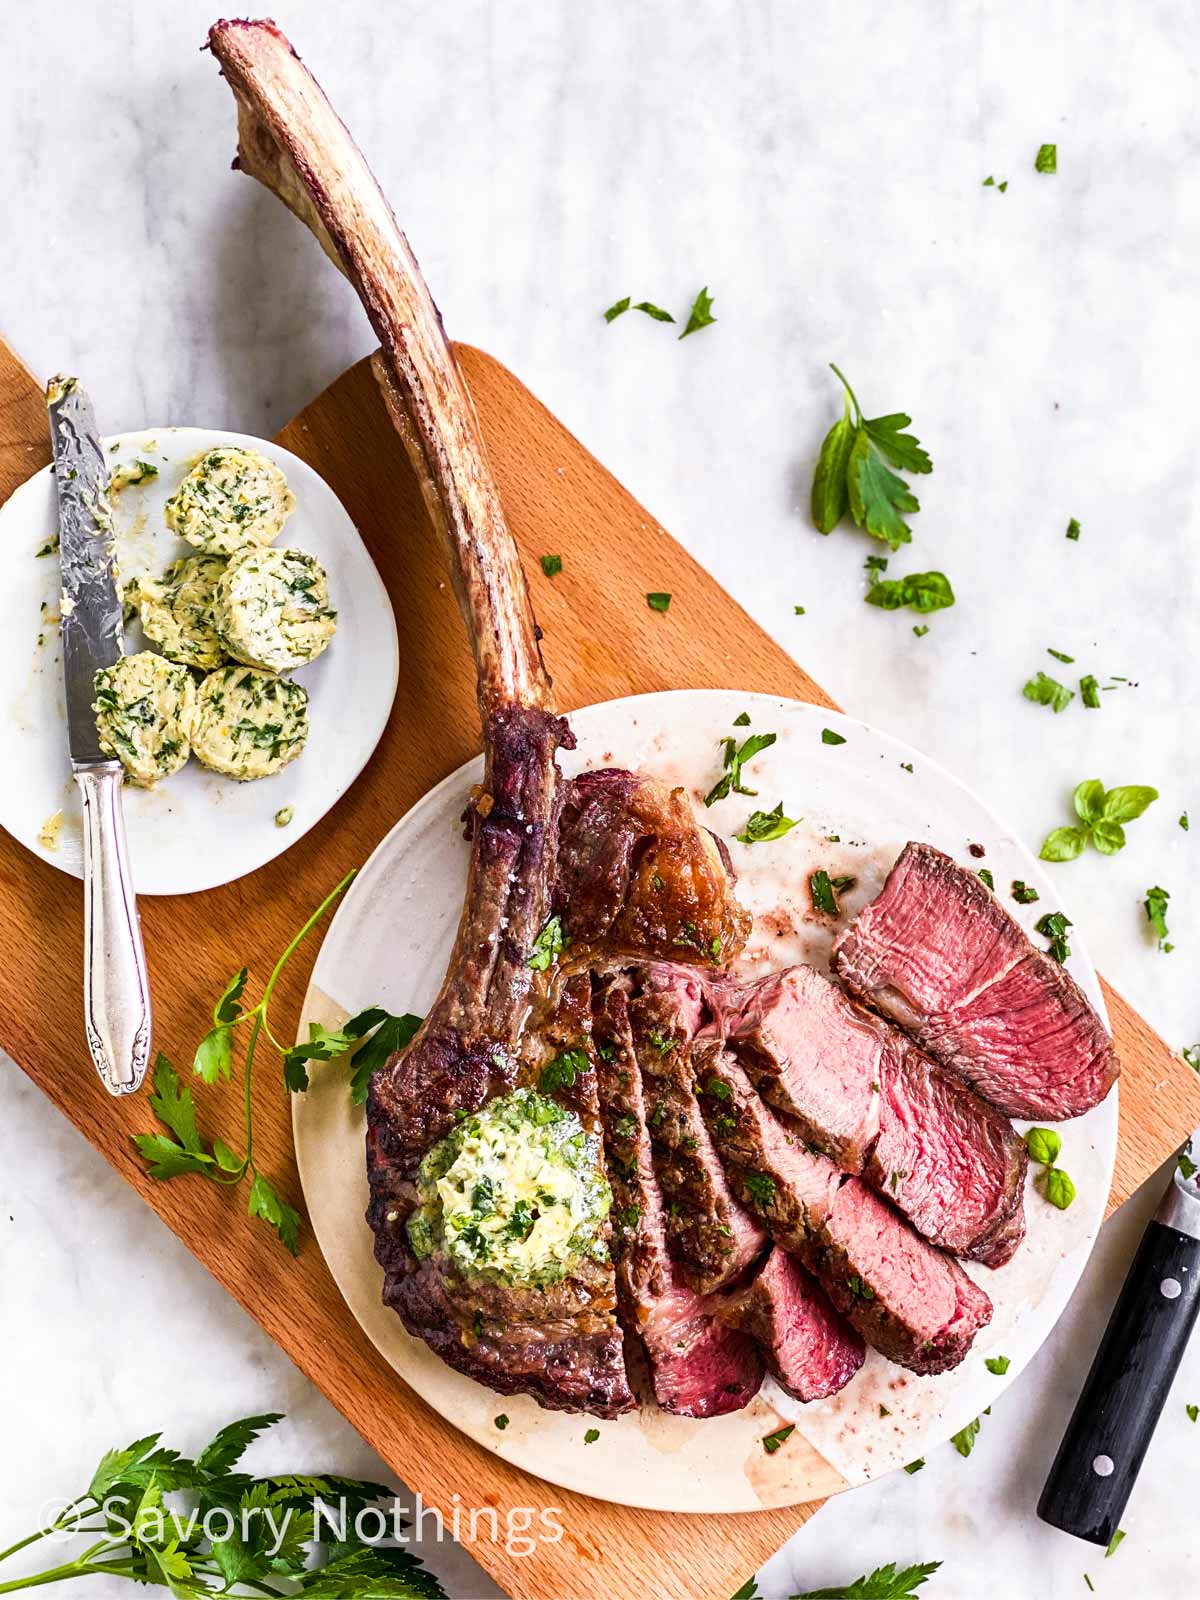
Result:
[679, 287, 717, 339]
[1080, 674, 1101, 709]
[952, 1417, 982, 1457]
[540, 554, 563, 578]
[1144, 885, 1171, 951]
[1035, 143, 1058, 174]
[494, 1414, 509, 1429]
[761, 1423, 795, 1455]
[1011, 880, 1039, 904]
[1035, 911, 1073, 963]
[584, 1428, 600, 1444]
[822, 728, 846, 746]
[985, 1356, 1010, 1376]
[646, 592, 672, 613]
[603, 297, 631, 323]
[1066, 518, 1081, 541]
[810, 869, 840, 916]
[1023, 671, 1074, 714]
[737, 803, 799, 844]
[1047, 648, 1075, 663]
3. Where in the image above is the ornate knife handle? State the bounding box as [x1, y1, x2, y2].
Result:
[73, 764, 152, 1096]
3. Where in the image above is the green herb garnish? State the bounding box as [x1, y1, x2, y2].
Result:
[1105, 1529, 1125, 1559]
[1025, 1127, 1062, 1166]
[584, 1428, 600, 1444]
[1066, 517, 1081, 541]
[705, 730, 778, 805]
[951, 1417, 981, 1457]
[540, 553, 563, 577]
[1035, 143, 1058, 173]
[794, 1563, 941, 1600]
[646, 591, 672, 613]
[1023, 671, 1074, 714]
[1040, 779, 1158, 861]
[679, 287, 717, 339]
[1080, 674, 1101, 709]
[603, 296, 631, 322]
[1012, 880, 1039, 904]
[528, 913, 569, 972]
[761, 1423, 795, 1455]
[1035, 910, 1073, 963]
[985, 1356, 1011, 1375]
[744, 1172, 777, 1206]
[1043, 1167, 1076, 1210]
[866, 570, 955, 615]
[978, 868, 995, 890]
[810, 869, 840, 915]
[539, 1047, 589, 1094]
[1047, 648, 1075, 663]
[1144, 886, 1171, 951]
[736, 803, 799, 844]
[811, 365, 932, 549]
[822, 728, 847, 746]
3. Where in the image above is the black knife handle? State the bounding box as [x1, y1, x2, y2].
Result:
[1038, 1219, 1200, 1545]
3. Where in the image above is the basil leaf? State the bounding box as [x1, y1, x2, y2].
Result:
[603, 296, 631, 323]
[810, 870, 839, 916]
[1025, 1127, 1062, 1166]
[1039, 826, 1086, 862]
[679, 286, 716, 339]
[1091, 818, 1126, 855]
[736, 803, 799, 845]
[1043, 1167, 1076, 1209]
[1073, 779, 1108, 824]
[1080, 674, 1101, 709]
[1023, 671, 1074, 714]
[1101, 784, 1158, 823]
[634, 301, 675, 322]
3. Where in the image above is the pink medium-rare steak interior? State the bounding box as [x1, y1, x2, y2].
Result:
[833, 842, 1119, 1119]
[718, 1247, 866, 1403]
[727, 964, 1028, 1267]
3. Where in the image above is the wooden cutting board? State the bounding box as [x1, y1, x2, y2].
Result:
[1, 333, 1197, 1600]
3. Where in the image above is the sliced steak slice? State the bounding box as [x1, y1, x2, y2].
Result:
[729, 965, 885, 1169]
[631, 972, 768, 1292]
[695, 1051, 993, 1374]
[867, 1042, 1028, 1268]
[807, 1180, 994, 1375]
[833, 842, 1118, 1119]
[727, 965, 1027, 1267]
[593, 978, 764, 1417]
[556, 769, 752, 967]
[717, 1248, 865, 1402]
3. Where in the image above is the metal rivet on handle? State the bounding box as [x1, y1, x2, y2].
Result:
[1161, 1278, 1183, 1300]
[1092, 1455, 1115, 1478]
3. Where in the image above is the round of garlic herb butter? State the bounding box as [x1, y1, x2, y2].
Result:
[134, 554, 228, 670]
[164, 445, 295, 557]
[407, 1089, 611, 1287]
[212, 545, 337, 674]
[92, 651, 195, 788]
[191, 665, 309, 781]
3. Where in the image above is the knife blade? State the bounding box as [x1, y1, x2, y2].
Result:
[46, 375, 152, 1097]
[1038, 1131, 1200, 1545]
[47, 376, 126, 763]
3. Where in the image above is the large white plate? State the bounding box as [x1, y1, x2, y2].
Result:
[0, 428, 398, 895]
[294, 689, 1116, 1512]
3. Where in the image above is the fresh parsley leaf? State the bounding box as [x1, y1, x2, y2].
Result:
[795, 1560, 941, 1598]
[214, 966, 248, 1025]
[866, 570, 955, 614]
[1080, 674, 1100, 709]
[1035, 911, 1073, 963]
[1047, 648, 1075, 663]
[1043, 1167, 1076, 1209]
[540, 553, 563, 577]
[1144, 885, 1171, 950]
[635, 301, 675, 322]
[1035, 143, 1058, 174]
[132, 1055, 216, 1178]
[761, 1423, 795, 1455]
[822, 728, 846, 746]
[528, 913, 569, 972]
[706, 729, 778, 805]
[247, 1172, 301, 1256]
[196, 1413, 284, 1476]
[679, 286, 716, 338]
[733, 711, 751, 725]
[812, 393, 856, 533]
[646, 591, 672, 612]
[731, 1581, 760, 1600]
[1066, 517, 1081, 540]
[951, 1416, 982, 1457]
[811, 869, 840, 916]
[1011, 880, 1039, 904]
[1023, 671, 1075, 713]
[604, 296, 631, 323]
[1025, 1127, 1062, 1166]
[346, 1011, 423, 1104]
[1105, 1528, 1125, 1558]
[737, 803, 799, 844]
[985, 1356, 1011, 1375]
[813, 366, 931, 548]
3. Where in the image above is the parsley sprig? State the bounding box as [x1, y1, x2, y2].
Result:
[811, 365, 933, 549]
[794, 1561, 942, 1599]
[133, 872, 420, 1254]
[0, 1411, 444, 1597]
[1040, 779, 1158, 861]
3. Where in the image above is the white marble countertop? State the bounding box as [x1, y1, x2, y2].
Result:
[0, 2, 1197, 1596]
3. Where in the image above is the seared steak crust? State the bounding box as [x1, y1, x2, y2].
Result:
[833, 842, 1118, 1120]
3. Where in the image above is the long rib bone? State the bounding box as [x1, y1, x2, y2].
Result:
[208, 20, 634, 1415]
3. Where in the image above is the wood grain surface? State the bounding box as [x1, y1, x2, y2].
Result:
[1, 333, 1197, 1600]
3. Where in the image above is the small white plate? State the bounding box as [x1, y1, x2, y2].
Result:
[0, 428, 398, 895]
[293, 689, 1116, 1512]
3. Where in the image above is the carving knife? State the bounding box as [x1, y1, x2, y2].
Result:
[1038, 1133, 1200, 1544]
[47, 376, 152, 1096]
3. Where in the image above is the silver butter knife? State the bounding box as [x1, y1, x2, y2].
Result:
[47, 375, 152, 1096]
